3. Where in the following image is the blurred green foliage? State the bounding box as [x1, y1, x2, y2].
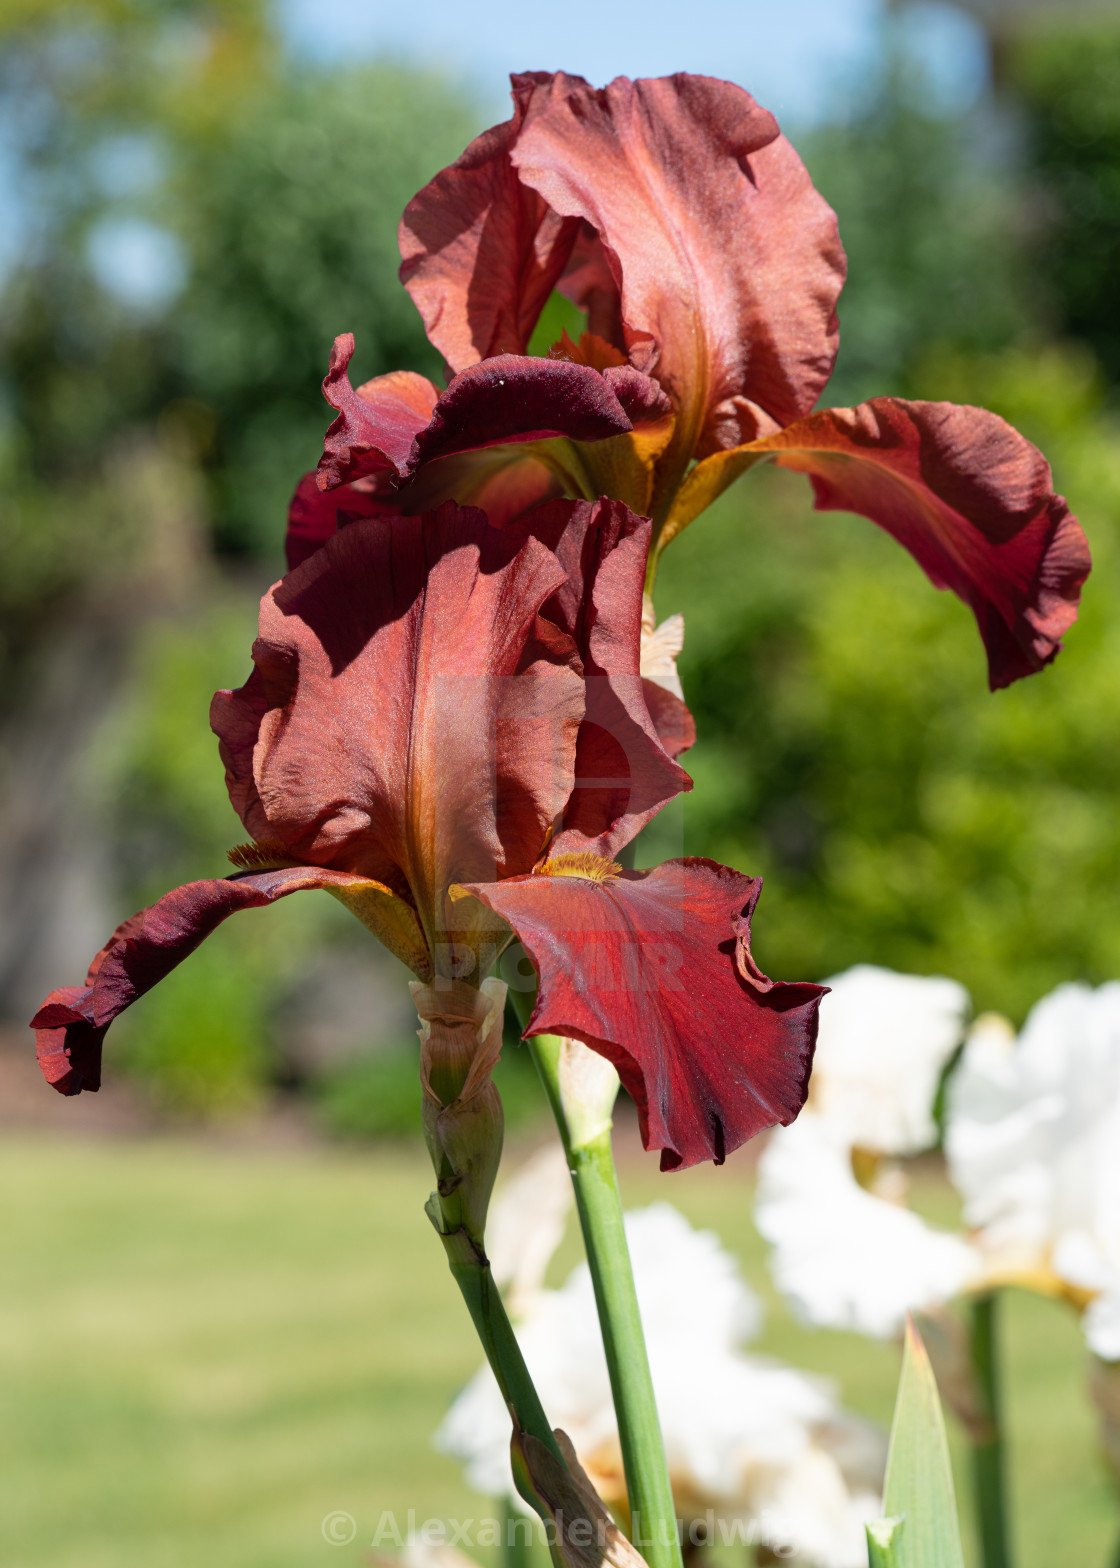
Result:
[659, 342, 1120, 1023]
[799, 74, 1033, 405]
[314, 1041, 546, 1141]
[1010, 15, 1120, 389]
[167, 67, 478, 555]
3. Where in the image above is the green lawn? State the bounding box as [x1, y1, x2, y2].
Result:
[0, 1132, 1115, 1567]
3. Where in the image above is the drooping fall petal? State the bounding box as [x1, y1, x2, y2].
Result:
[463, 858, 825, 1170]
[31, 865, 423, 1095]
[510, 72, 845, 458]
[673, 398, 1091, 688]
[516, 498, 692, 855]
[399, 76, 581, 371]
[212, 502, 589, 949]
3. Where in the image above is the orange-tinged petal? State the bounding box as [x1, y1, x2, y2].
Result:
[399, 77, 581, 371]
[212, 503, 586, 948]
[521, 498, 692, 856]
[510, 72, 845, 468]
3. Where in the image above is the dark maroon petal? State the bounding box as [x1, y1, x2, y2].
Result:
[405, 354, 641, 473]
[517, 497, 692, 855]
[601, 364, 672, 424]
[317, 333, 441, 489]
[286, 471, 390, 571]
[748, 399, 1092, 690]
[399, 77, 581, 371]
[464, 858, 825, 1170]
[641, 679, 696, 760]
[30, 868, 393, 1096]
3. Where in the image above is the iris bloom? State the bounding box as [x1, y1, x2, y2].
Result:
[947, 985, 1120, 1359]
[755, 966, 979, 1337]
[441, 1190, 885, 1568]
[296, 70, 1089, 693]
[32, 499, 823, 1170]
[759, 970, 1120, 1352]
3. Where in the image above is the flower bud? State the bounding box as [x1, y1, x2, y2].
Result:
[411, 976, 507, 1249]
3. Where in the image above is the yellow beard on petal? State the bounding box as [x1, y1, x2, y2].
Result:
[536, 850, 623, 883]
[226, 839, 298, 871]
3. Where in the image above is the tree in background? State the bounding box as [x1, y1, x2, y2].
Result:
[1009, 13, 1120, 392]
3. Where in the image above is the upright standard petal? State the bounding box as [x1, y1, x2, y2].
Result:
[31, 865, 418, 1095]
[463, 858, 824, 1170]
[212, 503, 587, 952]
[509, 73, 845, 463]
[676, 399, 1091, 689]
[400, 76, 581, 371]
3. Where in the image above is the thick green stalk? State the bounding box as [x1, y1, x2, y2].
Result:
[429, 1214, 563, 1475]
[968, 1292, 1013, 1568]
[525, 1026, 684, 1568]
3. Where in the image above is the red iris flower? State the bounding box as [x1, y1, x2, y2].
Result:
[298, 70, 1089, 692]
[31, 500, 824, 1170]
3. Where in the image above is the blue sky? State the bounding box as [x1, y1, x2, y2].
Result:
[275, 0, 989, 126]
[0, 0, 990, 303]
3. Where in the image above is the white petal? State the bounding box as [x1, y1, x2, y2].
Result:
[946, 983, 1120, 1284]
[810, 965, 970, 1154]
[484, 1143, 572, 1316]
[639, 594, 686, 699]
[437, 1197, 882, 1564]
[756, 1114, 980, 1337]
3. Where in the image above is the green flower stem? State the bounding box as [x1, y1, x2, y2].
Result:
[428, 1208, 563, 1513]
[523, 1024, 684, 1568]
[968, 1292, 1013, 1568]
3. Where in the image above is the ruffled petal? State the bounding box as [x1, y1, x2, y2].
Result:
[518, 498, 692, 855]
[463, 858, 825, 1170]
[767, 400, 1090, 688]
[509, 72, 845, 459]
[318, 333, 441, 488]
[314, 337, 663, 528]
[30, 866, 421, 1096]
[400, 76, 582, 371]
[674, 398, 1091, 689]
[211, 503, 587, 943]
